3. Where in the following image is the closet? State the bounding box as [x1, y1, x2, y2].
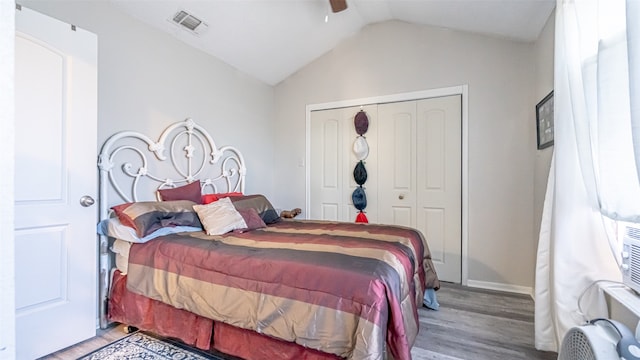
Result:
[310, 95, 462, 282]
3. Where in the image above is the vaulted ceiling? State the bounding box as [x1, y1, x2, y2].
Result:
[110, 0, 556, 86]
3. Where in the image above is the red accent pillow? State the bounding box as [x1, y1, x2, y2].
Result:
[158, 181, 202, 204]
[201, 192, 244, 204]
[201, 194, 219, 204]
[217, 192, 243, 198]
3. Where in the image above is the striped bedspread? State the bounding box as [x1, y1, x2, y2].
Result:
[126, 220, 440, 360]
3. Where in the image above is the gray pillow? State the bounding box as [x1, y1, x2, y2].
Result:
[229, 194, 281, 224]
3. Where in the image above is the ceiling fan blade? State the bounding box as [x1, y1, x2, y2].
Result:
[329, 0, 347, 13]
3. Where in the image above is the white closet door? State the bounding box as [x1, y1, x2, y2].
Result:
[310, 108, 345, 221]
[15, 7, 97, 359]
[416, 95, 462, 283]
[377, 101, 417, 227]
[310, 105, 378, 222]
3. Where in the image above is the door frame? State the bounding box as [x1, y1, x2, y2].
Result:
[305, 85, 469, 285]
[1, 1, 16, 357]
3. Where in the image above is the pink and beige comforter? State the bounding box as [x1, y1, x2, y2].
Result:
[125, 219, 439, 360]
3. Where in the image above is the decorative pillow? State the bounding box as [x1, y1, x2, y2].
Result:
[97, 217, 202, 243]
[158, 181, 202, 204]
[201, 194, 219, 204]
[234, 208, 267, 233]
[193, 197, 247, 236]
[112, 239, 132, 274]
[217, 192, 244, 198]
[229, 194, 281, 224]
[111, 200, 202, 238]
[201, 192, 244, 205]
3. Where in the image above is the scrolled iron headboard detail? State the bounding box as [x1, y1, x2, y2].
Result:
[96, 118, 246, 328]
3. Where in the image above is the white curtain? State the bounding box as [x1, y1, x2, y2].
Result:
[535, 0, 640, 352]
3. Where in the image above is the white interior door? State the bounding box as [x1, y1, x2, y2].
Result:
[310, 108, 346, 221]
[15, 6, 97, 359]
[377, 101, 417, 228]
[378, 96, 462, 283]
[416, 96, 462, 283]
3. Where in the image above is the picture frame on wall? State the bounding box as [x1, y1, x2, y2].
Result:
[536, 91, 554, 149]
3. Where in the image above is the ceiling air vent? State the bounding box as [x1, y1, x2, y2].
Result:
[169, 9, 208, 35]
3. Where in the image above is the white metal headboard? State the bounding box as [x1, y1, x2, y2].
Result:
[96, 118, 246, 328]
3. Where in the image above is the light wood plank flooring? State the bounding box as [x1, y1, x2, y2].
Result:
[40, 282, 557, 360]
[412, 282, 557, 359]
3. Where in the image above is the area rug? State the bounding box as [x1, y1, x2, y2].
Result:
[78, 332, 226, 360]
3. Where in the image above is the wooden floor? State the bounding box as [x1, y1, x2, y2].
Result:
[41, 282, 557, 360]
[39, 324, 131, 360]
[411, 282, 557, 359]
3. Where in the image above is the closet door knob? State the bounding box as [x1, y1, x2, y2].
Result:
[398, 194, 405, 200]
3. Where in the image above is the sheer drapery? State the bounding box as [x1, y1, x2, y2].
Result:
[535, 0, 640, 351]
[630, 1, 640, 181]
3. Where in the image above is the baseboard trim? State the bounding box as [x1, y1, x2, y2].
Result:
[466, 280, 533, 298]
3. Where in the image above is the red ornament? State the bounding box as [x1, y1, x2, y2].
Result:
[355, 212, 369, 223]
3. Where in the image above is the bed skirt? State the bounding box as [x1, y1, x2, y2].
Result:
[108, 270, 342, 360]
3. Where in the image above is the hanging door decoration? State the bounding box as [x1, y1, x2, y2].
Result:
[352, 110, 369, 223]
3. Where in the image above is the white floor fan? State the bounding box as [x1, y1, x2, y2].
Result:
[558, 318, 640, 360]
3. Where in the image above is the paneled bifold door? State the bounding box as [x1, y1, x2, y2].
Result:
[310, 104, 379, 223]
[310, 95, 462, 283]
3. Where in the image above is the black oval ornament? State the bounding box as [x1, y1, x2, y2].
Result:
[353, 161, 367, 185]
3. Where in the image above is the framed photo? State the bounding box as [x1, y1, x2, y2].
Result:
[536, 91, 554, 149]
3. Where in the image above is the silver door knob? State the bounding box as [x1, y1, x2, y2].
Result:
[80, 195, 95, 207]
[399, 194, 405, 200]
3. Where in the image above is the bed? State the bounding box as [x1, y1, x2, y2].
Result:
[97, 118, 441, 360]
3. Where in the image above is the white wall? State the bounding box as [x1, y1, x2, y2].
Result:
[273, 20, 539, 290]
[21, 0, 276, 199]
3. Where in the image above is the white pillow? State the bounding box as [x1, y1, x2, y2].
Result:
[111, 239, 132, 274]
[193, 197, 247, 235]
